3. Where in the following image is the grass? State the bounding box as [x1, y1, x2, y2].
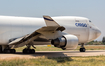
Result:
[0, 56, 105, 66]
[1, 45, 105, 66]
[15, 45, 105, 52]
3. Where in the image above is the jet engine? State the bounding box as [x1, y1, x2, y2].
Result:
[51, 34, 78, 50]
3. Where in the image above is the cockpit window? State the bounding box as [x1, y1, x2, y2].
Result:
[89, 20, 91, 22]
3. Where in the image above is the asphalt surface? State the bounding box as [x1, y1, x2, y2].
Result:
[0, 50, 105, 59]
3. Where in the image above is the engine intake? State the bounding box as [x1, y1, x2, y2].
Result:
[51, 34, 78, 50]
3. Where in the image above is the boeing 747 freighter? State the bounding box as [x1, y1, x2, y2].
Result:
[0, 15, 101, 54]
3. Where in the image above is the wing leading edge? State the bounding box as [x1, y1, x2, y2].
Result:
[9, 16, 65, 48]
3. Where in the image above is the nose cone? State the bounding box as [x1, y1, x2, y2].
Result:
[97, 29, 101, 37]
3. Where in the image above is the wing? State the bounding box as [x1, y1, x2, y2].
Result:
[9, 16, 65, 48]
[43, 15, 60, 26]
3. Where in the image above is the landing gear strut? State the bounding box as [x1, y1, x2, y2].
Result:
[79, 43, 86, 52]
[22, 45, 35, 54]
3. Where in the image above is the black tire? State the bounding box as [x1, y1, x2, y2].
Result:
[80, 48, 86, 52]
[0, 49, 2, 53]
[23, 49, 27, 54]
[31, 49, 35, 54]
[23, 49, 35, 54]
[27, 49, 30, 54]
[0, 46, 2, 53]
[3, 49, 6, 53]
[80, 48, 82, 52]
[23, 49, 30, 54]
[82, 48, 86, 52]
[10, 49, 16, 53]
[4, 49, 11, 53]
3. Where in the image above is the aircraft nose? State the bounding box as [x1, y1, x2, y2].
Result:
[96, 29, 101, 37]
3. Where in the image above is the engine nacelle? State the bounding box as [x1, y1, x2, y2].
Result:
[51, 34, 78, 50]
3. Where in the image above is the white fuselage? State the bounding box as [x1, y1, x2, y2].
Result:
[0, 16, 101, 45]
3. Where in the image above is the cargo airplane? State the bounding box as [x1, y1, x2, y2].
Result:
[0, 15, 101, 54]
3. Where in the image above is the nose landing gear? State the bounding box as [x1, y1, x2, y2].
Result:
[80, 48, 85, 52]
[79, 43, 86, 52]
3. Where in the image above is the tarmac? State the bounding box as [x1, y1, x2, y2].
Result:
[0, 50, 105, 59]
